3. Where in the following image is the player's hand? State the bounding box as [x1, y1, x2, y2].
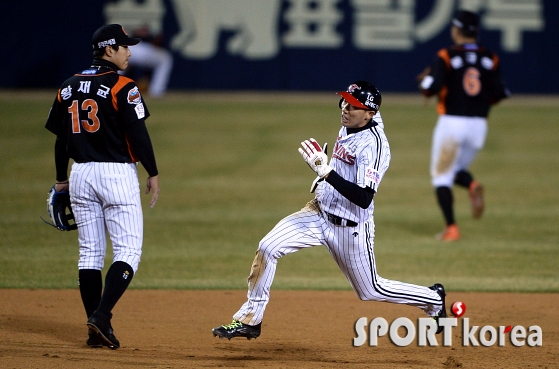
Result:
[298, 138, 332, 178]
[146, 175, 160, 208]
[309, 142, 327, 193]
[416, 66, 431, 83]
[54, 180, 69, 192]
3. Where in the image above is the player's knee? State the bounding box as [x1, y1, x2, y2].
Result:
[78, 257, 104, 270]
[257, 240, 282, 260]
[454, 170, 473, 187]
[432, 176, 454, 188]
[257, 240, 272, 256]
[352, 281, 386, 301]
[113, 253, 141, 274]
[162, 52, 173, 66]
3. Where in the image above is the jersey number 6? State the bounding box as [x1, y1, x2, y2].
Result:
[462, 67, 481, 97]
[69, 99, 101, 133]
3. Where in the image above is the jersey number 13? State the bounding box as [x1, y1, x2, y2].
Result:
[69, 99, 100, 134]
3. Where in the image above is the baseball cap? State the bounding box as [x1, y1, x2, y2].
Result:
[337, 81, 382, 111]
[92, 24, 141, 51]
[452, 10, 480, 36]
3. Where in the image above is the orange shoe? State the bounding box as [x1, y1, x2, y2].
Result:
[469, 181, 484, 219]
[436, 224, 460, 241]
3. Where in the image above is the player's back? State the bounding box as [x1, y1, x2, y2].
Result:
[438, 45, 502, 117]
[48, 63, 145, 164]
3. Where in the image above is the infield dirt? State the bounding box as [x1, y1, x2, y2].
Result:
[0, 289, 556, 368]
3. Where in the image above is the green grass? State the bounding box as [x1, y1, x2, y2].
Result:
[0, 91, 557, 291]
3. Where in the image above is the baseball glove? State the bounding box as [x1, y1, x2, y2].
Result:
[41, 185, 77, 231]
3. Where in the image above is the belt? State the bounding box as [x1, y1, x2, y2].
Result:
[326, 212, 358, 227]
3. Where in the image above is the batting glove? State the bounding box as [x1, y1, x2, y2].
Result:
[298, 138, 332, 179]
[310, 142, 328, 193]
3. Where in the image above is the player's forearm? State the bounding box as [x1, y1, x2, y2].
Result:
[126, 121, 159, 177]
[419, 58, 446, 96]
[54, 136, 69, 181]
[137, 149, 158, 178]
[325, 170, 374, 209]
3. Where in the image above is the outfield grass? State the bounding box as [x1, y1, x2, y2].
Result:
[0, 90, 557, 291]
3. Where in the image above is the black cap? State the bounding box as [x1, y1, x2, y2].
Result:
[92, 24, 141, 50]
[337, 81, 381, 111]
[452, 10, 479, 36]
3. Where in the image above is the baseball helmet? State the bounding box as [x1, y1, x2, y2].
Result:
[337, 81, 381, 112]
[452, 10, 479, 37]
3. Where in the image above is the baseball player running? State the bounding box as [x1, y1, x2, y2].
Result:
[212, 81, 447, 340]
[45, 24, 160, 349]
[126, 25, 173, 98]
[417, 10, 509, 241]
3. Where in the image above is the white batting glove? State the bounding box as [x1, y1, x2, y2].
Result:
[310, 142, 328, 193]
[298, 138, 332, 179]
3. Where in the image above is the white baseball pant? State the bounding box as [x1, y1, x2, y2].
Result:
[69, 162, 143, 273]
[430, 114, 488, 187]
[233, 203, 442, 326]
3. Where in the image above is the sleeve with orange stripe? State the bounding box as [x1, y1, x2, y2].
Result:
[111, 76, 158, 176]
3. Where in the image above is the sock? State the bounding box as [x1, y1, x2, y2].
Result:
[435, 186, 455, 226]
[96, 261, 134, 316]
[454, 170, 473, 189]
[78, 269, 103, 318]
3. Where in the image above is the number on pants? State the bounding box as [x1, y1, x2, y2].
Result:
[462, 67, 481, 96]
[69, 99, 101, 133]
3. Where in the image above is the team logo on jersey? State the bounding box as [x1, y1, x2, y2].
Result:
[135, 103, 145, 119]
[81, 69, 97, 75]
[127, 86, 142, 105]
[332, 142, 355, 165]
[481, 56, 494, 70]
[365, 167, 381, 186]
[450, 55, 464, 69]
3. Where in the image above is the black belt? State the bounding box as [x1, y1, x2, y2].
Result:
[326, 212, 358, 227]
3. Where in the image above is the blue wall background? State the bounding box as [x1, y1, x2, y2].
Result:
[1, 0, 557, 93]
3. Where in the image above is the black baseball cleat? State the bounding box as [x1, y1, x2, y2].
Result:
[212, 320, 261, 340]
[86, 329, 103, 348]
[429, 283, 447, 334]
[87, 312, 120, 349]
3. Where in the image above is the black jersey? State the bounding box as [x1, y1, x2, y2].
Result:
[45, 59, 151, 164]
[422, 44, 509, 117]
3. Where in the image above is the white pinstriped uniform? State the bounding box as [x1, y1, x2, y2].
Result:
[70, 162, 143, 273]
[233, 113, 443, 326]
